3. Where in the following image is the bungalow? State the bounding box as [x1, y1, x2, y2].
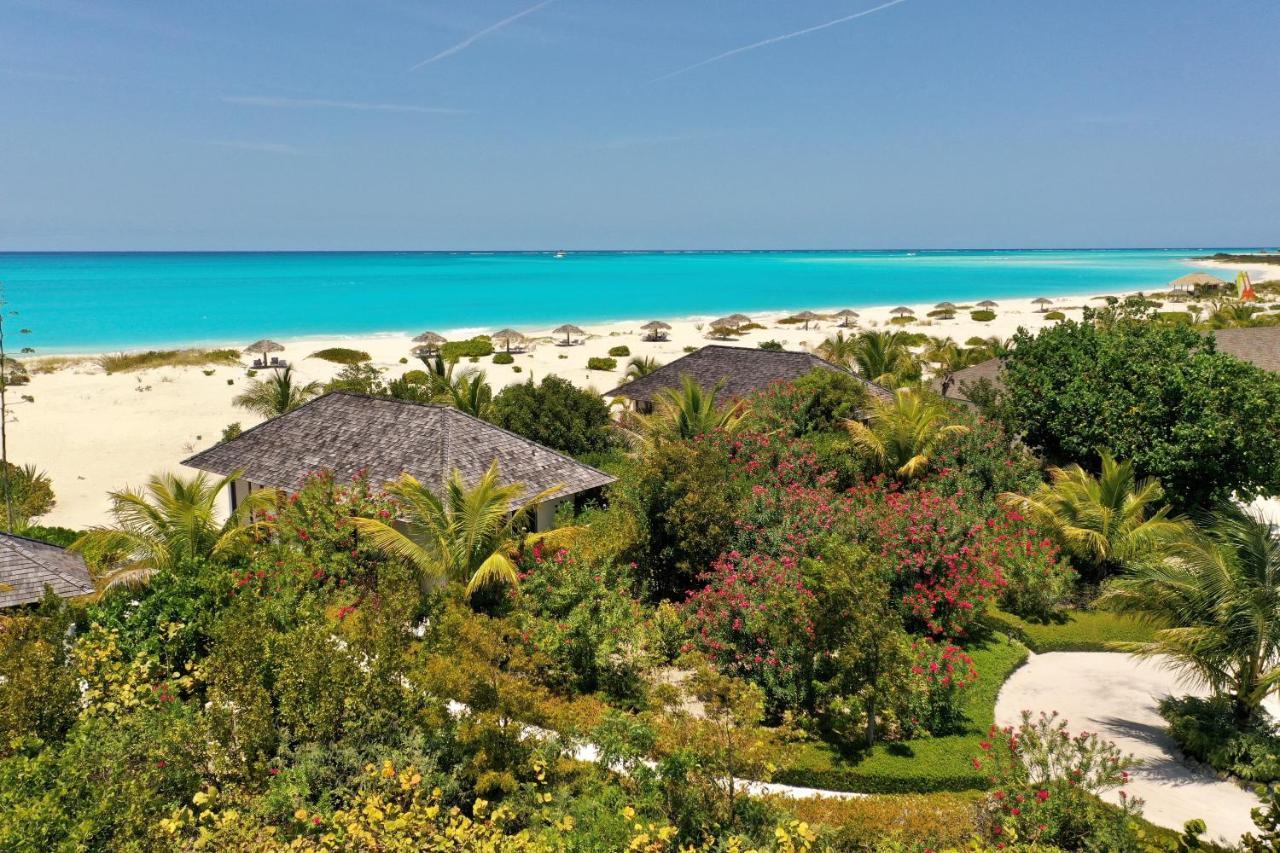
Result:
[605, 344, 892, 413]
[0, 532, 94, 609]
[182, 392, 615, 532]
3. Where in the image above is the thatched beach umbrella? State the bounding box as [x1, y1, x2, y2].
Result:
[934, 302, 958, 310]
[1032, 297, 1054, 312]
[792, 310, 821, 330]
[890, 306, 915, 318]
[725, 313, 752, 325]
[552, 323, 586, 345]
[977, 300, 999, 309]
[833, 309, 860, 327]
[641, 320, 672, 341]
[243, 339, 285, 365]
[412, 331, 447, 353]
[709, 317, 738, 338]
[491, 328, 525, 352]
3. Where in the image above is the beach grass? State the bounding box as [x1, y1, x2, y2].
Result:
[27, 355, 93, 374]
[96, 348, 240, 374]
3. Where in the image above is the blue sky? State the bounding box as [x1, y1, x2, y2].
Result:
[2, 0, 1277, 250]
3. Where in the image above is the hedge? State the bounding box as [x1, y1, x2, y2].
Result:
[587, 357, 617, 371]
[775, 634, 1027, 793]
[984, 606, 1155, 653]
[1043, 310, 1066, 321]
[970, 310, 996, 322]
[493, 352, 515, 365]
[607, 345, 630, 357]
[309, 347, 371, 365]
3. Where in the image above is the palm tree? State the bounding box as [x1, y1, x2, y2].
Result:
[233, 365, 322, 418]
[348, 461, 558, 598]
[964, 336, 1015, 360]
[625, 355, 660, 381]
[634, 375, 748, 446]
[71, 471, 277, 591]
[1101, 505, 1280, 725]
[817, 331, 859, 367]
[999, 452, 1186, 581]
[845, 387, 969, 479]
[849, 331, 918, 387]
[436, 367, 493, 419]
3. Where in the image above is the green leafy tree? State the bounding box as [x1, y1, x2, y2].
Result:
[489, 375, 614, 456]
[348, 461, 557, 598]
[0, 600, 78, 749]
[1102, 505, 1280, 725]
[71, 471, 277, 590]
[845, 387, 969, 480]
[1000, 310, 1280, 507]
[232, 365, 322, 418]
[999, 451, 1188, 581]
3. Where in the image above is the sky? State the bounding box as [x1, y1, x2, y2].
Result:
[1, 0, 1277, 250]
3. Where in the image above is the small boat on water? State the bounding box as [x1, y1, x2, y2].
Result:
[554, 250, 567, 259]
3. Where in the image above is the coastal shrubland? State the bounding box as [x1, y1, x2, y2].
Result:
[439, 335, 493, 361]
[96, 348, 239, 373]
[307, 347, 370, 365]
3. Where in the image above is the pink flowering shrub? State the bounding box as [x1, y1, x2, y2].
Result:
[847, 485, 1006, 638]
[681, 550, 818, 716]
[985, 513, 1076, 621]
[974, 710, 1142, 848]
[901, 638, 978, 737]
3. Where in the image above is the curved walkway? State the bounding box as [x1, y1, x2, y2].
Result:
[996, 652, 1265, 845]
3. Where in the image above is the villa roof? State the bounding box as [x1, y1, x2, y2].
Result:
[183, 393, 615, 507]
[605, 344, 893, 403]
[932, 326, 1280, 404]
[0, 533, 94, 609]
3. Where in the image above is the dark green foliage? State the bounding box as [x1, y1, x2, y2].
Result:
[970, 310, 996, 322]
[14, 524, 80, 548]
[439, 336, 493, 362]
[749, 368, 868, 437]
[308, 347, 371, 365]
[920, 412, 1042, 513]
[1001, 309, 1280, 507]
[0, 462, 55, 530]
[489, 375, 615, 457]
[607, 345, 630, 357]
[221, 422, 243, 442]
[1161, 695, 1280, 782]
[492, 352, 514, 365]
[0, 600, 78, 748]
[323, 363, 385, 395]
[758, 339, 784, 351]
[586, 356, 617, 371]
[1043, 310, 1065, 320]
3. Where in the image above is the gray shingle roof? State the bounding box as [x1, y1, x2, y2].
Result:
[0, 533, 94, 609]
[930, 357, 1004, 403]
[605, 344, 893, 403]
[182, 393, 615, 507]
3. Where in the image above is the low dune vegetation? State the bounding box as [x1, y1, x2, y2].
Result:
[95, 348, 240, 373]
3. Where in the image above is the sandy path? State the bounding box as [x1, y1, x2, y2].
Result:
[996, 651, 1268, 845]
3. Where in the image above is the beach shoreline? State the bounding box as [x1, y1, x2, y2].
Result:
[14, 274, 1274, 531]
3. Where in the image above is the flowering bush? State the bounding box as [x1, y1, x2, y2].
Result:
[974, 709, 1142, 849]
[989, 516, 1075, 621]
[847, 486, 1006, 638]
[681, 550, 817, 716]
[900, 639, 978, 738]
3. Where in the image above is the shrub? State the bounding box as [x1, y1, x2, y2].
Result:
[96, 348, 239, 373]
[440, 336, 493, 361]
[1002, 306, 1280, 507]
[489, 375, 615, 456]
[993, 530, 1074, 622]
[758, 340, 784, 351]
[1043, 310, 1065, 320]
[607, 345, 630, 357]
[0, 462, 55, 529]
[308, 347, 370, 365]
[782, 791, 977, 850]
[1160, 695, 1280, 782]
[492, 352, 514, 365]
[324, 363, 384, 395]
[974, 709, 1142, 849]
[586, 356, 617, 371]
[0, 604, 78, 748]
[970, 310, 996, 322]
[220, 422, 242, 443]
[401, 369, 430, 385]
[748, 369, 869, 437]
[16, 524, 80, 548]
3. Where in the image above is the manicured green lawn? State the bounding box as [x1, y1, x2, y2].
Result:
[776, 633, 1028, 793]
[985, 606, 1156, 652]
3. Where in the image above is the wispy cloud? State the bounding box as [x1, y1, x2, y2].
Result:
[222, 95, 464, 115]
[208, 140, 309, 156]
[410, 0, 557, 70]
[652, 0, 910, 82]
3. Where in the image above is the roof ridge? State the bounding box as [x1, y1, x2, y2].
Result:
[439, 404, 613, 481]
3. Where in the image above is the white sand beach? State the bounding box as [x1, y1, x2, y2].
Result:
[0, 289, 1234, 528]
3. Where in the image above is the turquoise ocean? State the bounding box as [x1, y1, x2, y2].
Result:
[0, 249, 1233, 353]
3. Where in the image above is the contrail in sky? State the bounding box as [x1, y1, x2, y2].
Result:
[652, 0, 910, 83]
[411, 0, 557, 70]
